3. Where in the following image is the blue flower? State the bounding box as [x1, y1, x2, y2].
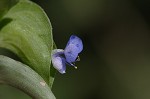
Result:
[51, 35, 83, 74]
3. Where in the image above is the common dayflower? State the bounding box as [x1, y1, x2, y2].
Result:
[51, 35, 83, 74]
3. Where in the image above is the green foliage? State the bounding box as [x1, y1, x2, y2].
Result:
[0, 55, 55, 99]
[0, 0, 56, 98]
[0, 0, 18, 19]
[49, 42, 57, 88]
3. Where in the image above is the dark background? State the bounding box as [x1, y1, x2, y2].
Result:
[0, 0, 150, 99]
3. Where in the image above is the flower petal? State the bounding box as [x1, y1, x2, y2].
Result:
[64, 35, 83, 64]
[66, 35, 83, 53]
[51, 49, 66, 74]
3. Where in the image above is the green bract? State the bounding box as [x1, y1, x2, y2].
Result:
[0, 55, 55, 99]
[0, 0, 56, 98]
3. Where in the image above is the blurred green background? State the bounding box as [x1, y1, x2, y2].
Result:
[0, 0, 150, 99]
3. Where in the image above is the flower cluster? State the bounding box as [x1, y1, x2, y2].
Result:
[51, 35, 83, 74]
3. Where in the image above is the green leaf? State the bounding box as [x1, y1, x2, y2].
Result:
[0, 55, 56, 99]
[0, 0, 19, 20]
[49, 42, 57, 88]
[0, 0, 53, 85]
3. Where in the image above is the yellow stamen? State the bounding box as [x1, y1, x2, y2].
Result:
[76, 56, 80, 61]
[74, 66, 77, 69]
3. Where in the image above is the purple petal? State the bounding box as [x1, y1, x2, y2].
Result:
[66, 35, 83, 53]
[64, 35, 83, 63]
[51, 49, 66, 74]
